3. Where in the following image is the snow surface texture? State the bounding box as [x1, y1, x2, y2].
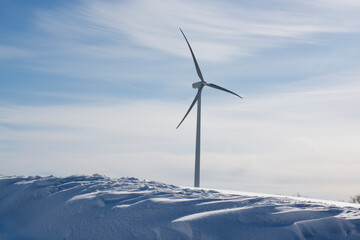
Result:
[0, 175, 359, 240]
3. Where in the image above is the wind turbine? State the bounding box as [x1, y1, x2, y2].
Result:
[177, 28, 242, 188]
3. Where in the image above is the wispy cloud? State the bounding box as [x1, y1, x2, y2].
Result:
[1, 0, 358, 87]
[0, 46, 31, 59]
[1, 0, 354, 86]
[303, 0, 360, 9]
[1, 68, 360, 199]
[77, 0, 360, 60]
[1, 0, 360, 200]
[10, 0, 360, 62]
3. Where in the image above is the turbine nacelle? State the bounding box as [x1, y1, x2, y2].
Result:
[192, 81, 204, 89]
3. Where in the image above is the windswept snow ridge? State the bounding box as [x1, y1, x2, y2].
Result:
[0, 175, 359, 240]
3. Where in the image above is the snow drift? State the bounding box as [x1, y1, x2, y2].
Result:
[0, 175, 359, 240]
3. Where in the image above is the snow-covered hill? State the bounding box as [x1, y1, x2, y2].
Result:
[0, 175, 359, 240]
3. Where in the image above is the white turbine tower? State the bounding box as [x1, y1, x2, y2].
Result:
[177, 28, 242, 188]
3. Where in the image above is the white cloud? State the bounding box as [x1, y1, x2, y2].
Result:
[3, 0, 358, 88]
[85, 0, 360, 60]
[0, 46, 30, 59]
[303, 0, 360, 9]
[1, 69, 360, 200]
[2, 0, 360, 201]
[30, 0, 360, 63]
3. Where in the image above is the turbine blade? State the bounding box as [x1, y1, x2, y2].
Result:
[179, 28, 205, 82]
[207, 83, 242, 98]
[176, 87, 203, 129]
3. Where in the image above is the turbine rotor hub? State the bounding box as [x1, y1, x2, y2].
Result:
[192, 81, 205, 89]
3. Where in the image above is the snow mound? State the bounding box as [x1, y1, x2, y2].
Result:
[0, 175, 359, 240]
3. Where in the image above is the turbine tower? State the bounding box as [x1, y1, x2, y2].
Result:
[177, 28, 242, 188]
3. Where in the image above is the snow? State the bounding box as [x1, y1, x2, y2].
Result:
[0, 175, 359, 240]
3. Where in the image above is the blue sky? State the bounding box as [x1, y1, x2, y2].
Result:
[1, 0, 360, 201]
